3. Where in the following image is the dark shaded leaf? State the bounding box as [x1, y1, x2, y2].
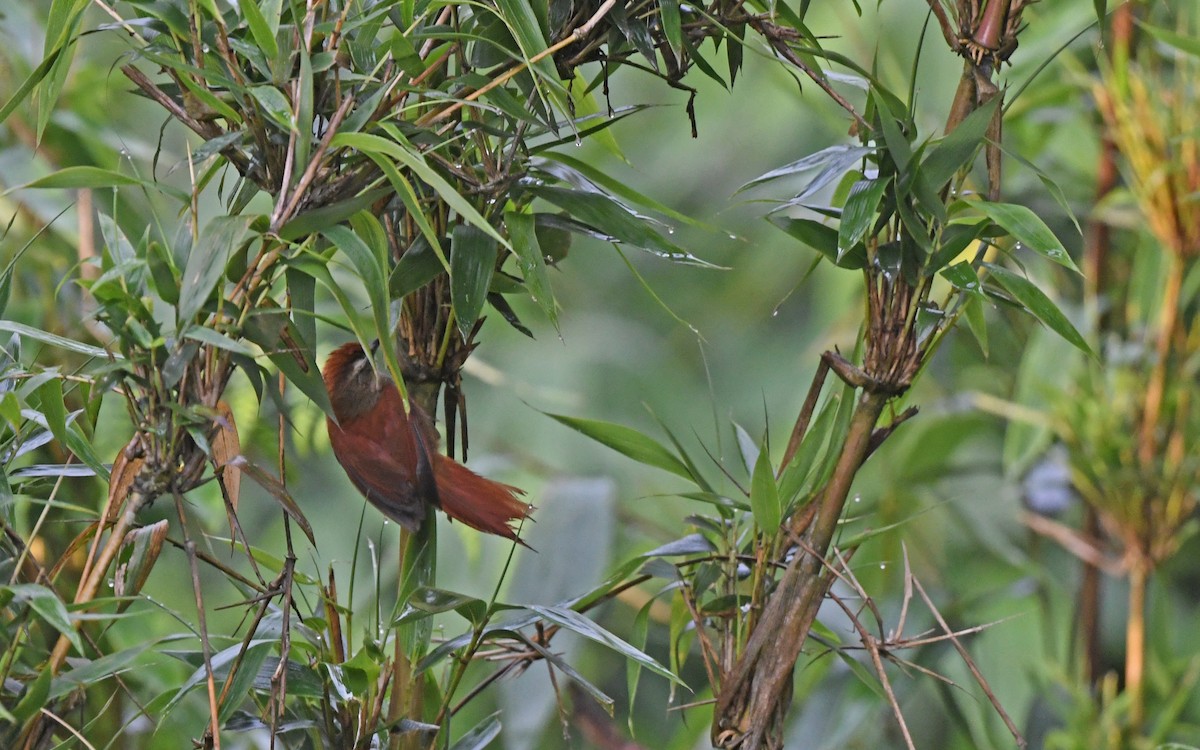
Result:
[451, 224, 498, 337]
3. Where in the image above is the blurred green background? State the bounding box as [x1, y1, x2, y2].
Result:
[4, 0, 1199, 748]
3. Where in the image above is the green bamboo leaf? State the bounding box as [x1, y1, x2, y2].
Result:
[448, 714, 502, 750]
[8, 583, 81, 654]
[771, 217, 866, 270]
[987, 265, 1092, 356]
[838, 178, 888, 258]
[12, 666, 52, 724]
[5, 166, 140, 194]
[544, 412, 693, 480]
[504, 211, 556, 326]
[528, 185, 713, 266]
[0, 46, 63, 127]
[964, 293, 988, 357]
[737, 145, 874, 194]
[242, 302, 333, 417]
[660, 0, 683, 53]
[974, 201, 1080, 273]
[1137, 20, 1200, 58]
[238, 0, 279, 59]
[249, 85, 294, 131]
[178, 215, 256, 323]
[535, 153, 720, 232]
[37, 0, 90, 141]
[332, 130, 509, 250]
[450, 224, 497, 337]
[525, 605, 684, 684]
[182, 326, 258, 357]
[921, 95, 1001, 189]
[36, 378, 68, 451]
[749, 446, 781, 531]
[51, 639, 161, 699]
[0, 321, 111, 358]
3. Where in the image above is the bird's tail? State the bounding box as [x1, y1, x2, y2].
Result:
[432, 455, 532, 545]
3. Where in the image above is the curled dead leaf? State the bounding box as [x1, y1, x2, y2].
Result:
[212, 400, 242, 512]
[115, 520, 169, 609]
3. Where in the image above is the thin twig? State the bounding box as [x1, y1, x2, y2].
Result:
[911, 575, 1027, 748]
[174, 491, 222, 750]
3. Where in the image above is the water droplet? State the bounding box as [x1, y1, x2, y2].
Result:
[106, 579, 114, 588]
[771, 309, 780, 317]
[853, 494, 861, 503]
[382, 520, 389, 526]
[574, 137, 583, 147]
[667, 227, 675, 235]
[879, 563, 886, 570]
[728, 233, 737, 240]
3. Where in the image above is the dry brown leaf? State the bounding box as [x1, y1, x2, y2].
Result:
[212, 400, 242, 512]
[114, 519, 169, 608]
[106, 439, 144, 525]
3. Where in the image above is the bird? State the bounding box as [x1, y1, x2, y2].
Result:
[322, 341, 531, 544]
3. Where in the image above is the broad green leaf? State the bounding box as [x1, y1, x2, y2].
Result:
[218, 640, 273, 725]
[242, 302, 333, 417]
[393, 587, 490, 627]
[505, 211, 556, 325]
[449, 714, 502, 750]
[36, 378, 68, 452]
[838, 178, 887, 257]
[8, 583, 81, 654]
[660, 0, 682, 53]
[964, 293, 988, 357]
[1137, 20, 1200, 58]
[6, 166, 140, 194]
[974, 201, 1080, 273]
[525, 605, 683, 684]
[178, 215, 256, 324]
[545, 412, 693, 480]
[38, 0, 90, 141]
[238, 0, 279, 59]
[183, 326, 257, 357]
[749, 446, 781, 531]
[0, 46, 64, 127]
[249, 85, 294, 131]
[528, 185, 705, 264]
[51, 640, 160, 699]
[391, 236, 445, 298]
[450, 224, 497, 337]
[738, 145, 874, 193]
[536, 153, 720, 232]
[12, 666, 52, 724]
[322, 221, 401, 385]
[987, 265, 1092, 356]
[921, 95, 1001, 190]
[333, 130, 509, 249]
[771, 217, 866, 270]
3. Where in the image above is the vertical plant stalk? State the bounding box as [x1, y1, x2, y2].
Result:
[713, 390, 889, 749]
[1126, 554, 1148, 730]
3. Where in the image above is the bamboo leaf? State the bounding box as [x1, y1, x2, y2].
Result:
[525, 605, 683, 684]
[450, 224, 497, 337]
[838, 178, 888, 258]
[505, 211, 556, 326]
[544, 412, 693, 480]
[974, 201, 1080, 273]
[987, 265, 1092, 356]
[749, 444, 781, 531]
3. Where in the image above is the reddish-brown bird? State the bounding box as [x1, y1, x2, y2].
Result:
[322, 342, 530, 543]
